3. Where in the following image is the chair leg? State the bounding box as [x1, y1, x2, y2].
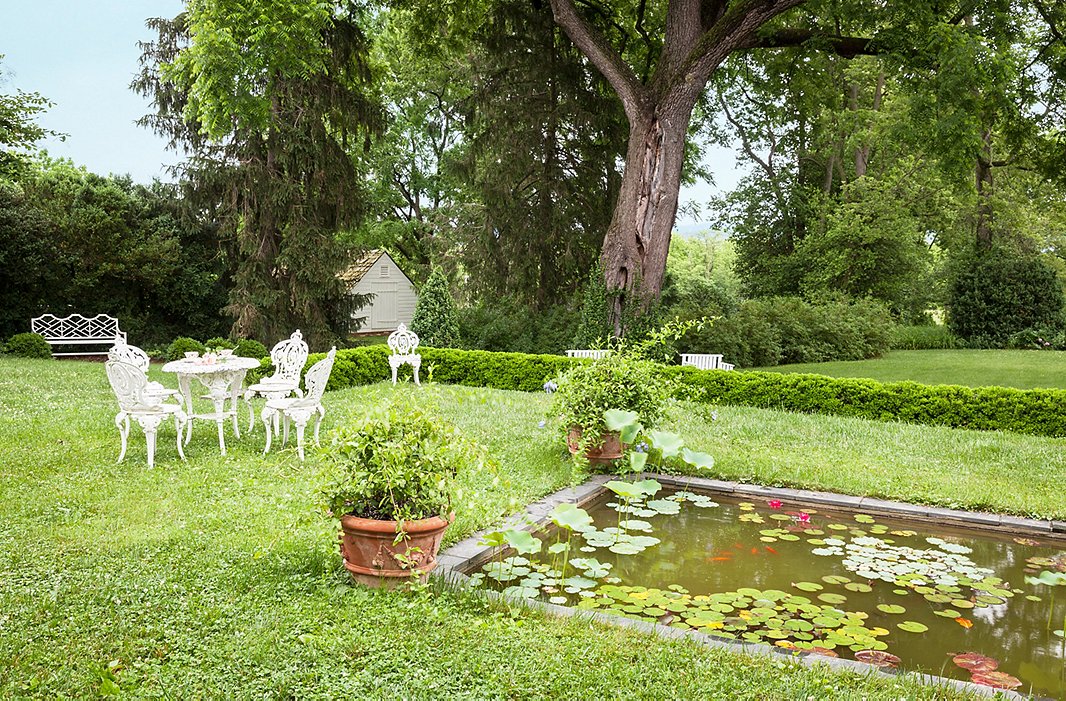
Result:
[313, 406, 324, 447]
[137, 415, 163, 469]
[262, 408, 275, 455]
[174, 415, 186, 461]
[245, 392, 255, 433]
[391, 365, 398, 384]
[295, 420, 307, 461]
[216, 418, 226, 456]
[115, 413, 129, 464]
[413, 365, 421, 386]
[282, 416, 290, 446]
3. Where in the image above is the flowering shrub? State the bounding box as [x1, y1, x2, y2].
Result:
[550, 355, 672, 439]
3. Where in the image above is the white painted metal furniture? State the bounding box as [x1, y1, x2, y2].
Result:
[262, 348, 337, 461]
[162, 355, 260, 455]
[108, 340, 181, 402]
[680, 353, 724, 370]
[105, 360, 187, 468]
[720, 362, 736, 371]
[242, 330, 309, 431]
[566, 349, 611, 359]
[387, 324, 421, 385]
[32, 313, 126, 356]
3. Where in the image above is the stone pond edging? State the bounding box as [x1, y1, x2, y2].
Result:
[436, 475, 1057, 699]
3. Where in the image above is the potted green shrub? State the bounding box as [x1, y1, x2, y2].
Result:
[319, 399, 488, 587]
[550, 355, 672, 464]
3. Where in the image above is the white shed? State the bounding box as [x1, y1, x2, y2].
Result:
[339, 250, 418, 334]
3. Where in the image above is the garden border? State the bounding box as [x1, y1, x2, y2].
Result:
[436, 475, 1062, 700]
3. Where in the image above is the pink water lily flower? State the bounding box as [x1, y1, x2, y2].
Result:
[797, 512, 811, 524]
[767, 500, 782, 509]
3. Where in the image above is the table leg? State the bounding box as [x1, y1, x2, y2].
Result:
[229, 370, 248, 439]
[178, 374, 195, 446]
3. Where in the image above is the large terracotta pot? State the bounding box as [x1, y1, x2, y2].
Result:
[338, 512, 454, 587]
[566, 427, 624, 464]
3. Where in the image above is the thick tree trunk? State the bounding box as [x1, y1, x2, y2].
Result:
[601, 99, 695, 325]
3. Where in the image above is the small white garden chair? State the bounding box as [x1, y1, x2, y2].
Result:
[105, 360, 187, 468]
[388, 324, 421, 385]
[243, 330, 309, 431]
[108, 340, 181, 402]
[262, 348, 336, 461]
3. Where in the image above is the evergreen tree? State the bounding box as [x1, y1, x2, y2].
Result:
[410, 268, 459, 348]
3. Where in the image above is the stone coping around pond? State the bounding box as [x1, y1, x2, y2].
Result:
[435, 474, 1043, 700]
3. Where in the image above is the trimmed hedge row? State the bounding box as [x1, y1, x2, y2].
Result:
[282, 346, 1066, 438]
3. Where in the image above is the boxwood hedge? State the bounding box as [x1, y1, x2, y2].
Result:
[278, 346, 1066, 438]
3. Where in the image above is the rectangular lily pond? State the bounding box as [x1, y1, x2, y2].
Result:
[461, 478, 1066, 697]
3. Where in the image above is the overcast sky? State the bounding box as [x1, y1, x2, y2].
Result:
[0, 1, 736, 226]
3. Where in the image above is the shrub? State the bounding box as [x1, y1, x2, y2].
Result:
[677, 296, 893, 367]
[300, 345, 1066, 439]
[458, 300, 580, 355]
[166, 337, 206, 361]
[948, 250, 1065, 346]
[889, 325, 964, 350]
[319, 399, 491, 522]
[6, 332, 52, 359]
[411, 268, 460, 348]
[550, 355, 673, 439]
[204, 337, 237, 351]
[572, 263, 614, 349]
[234, 338, 269, 359]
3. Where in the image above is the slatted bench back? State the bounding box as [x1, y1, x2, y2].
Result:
[31, 314, 127, 356]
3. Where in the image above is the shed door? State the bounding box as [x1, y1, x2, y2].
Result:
[373, 284, 398, 326]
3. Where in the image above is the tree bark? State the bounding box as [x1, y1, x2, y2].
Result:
[975, 128, 995, 248]
[601, 99, 695, 324]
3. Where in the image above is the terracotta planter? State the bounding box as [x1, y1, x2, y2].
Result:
[338, 512, 454, 587]
[566, 427, 624, 464]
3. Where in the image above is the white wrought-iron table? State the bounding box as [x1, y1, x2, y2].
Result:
[161, 356, 260, 455]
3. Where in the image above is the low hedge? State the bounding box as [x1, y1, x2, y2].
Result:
[292, 346, 1066, 438]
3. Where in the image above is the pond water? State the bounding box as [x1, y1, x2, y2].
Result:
[470, 482, 1066, 697]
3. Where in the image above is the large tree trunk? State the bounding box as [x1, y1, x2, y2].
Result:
[975, 128, 994, 249]
[601, 99, 695, 323]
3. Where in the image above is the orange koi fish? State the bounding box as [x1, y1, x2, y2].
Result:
[955, 617, 973, 629]
[764, 546, 779, 555]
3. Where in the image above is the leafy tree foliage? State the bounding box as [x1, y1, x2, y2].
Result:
[135, 2, 382, 345]
[0, 158, 228, 343]
[410, 268, 459, 348]
[0, 56, 61, 178]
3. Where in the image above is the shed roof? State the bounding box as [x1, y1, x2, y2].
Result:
[337, 249, 386, 285]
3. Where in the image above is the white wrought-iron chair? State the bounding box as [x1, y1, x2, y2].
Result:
[108, 340, 181, 402]
[262, 348, 336, 461]
[105, 360, 187, 468]
[387, 324, 421, 385]
[243, 330, 309, 432]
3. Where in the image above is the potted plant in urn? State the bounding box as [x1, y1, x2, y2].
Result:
[550, 354, 671, 465]
[320, 399, 490, 587]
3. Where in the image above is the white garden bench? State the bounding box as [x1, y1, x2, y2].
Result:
[31, 313, 127, 357]
[680, 353, 735, 371]
[565, 349, 611, 359]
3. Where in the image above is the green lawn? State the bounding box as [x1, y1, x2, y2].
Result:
[755, 349, 1066, 389]
[8, 356, 1060, 698]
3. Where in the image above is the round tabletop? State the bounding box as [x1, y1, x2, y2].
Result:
[161, 356, 261, 375]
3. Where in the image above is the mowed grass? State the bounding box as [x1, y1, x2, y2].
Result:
[755, 349, 1066, 390]
[7, 357, 1060, 698]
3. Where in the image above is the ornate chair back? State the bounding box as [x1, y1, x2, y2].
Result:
[105, 360, 155, 413]
[291, 348, 336, 408]
[270, 330, 309, 385]
[108, 340, 151, 373]
[387, 324, 419, 357]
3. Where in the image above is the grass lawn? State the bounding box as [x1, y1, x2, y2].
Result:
[754, 349, 1066, 389]
[9, 357, 1065, 697]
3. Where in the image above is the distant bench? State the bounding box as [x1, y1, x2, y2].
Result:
[565, 349, 611, 359]
[31, 314, 126, 357]
[681, 353, 735, 371]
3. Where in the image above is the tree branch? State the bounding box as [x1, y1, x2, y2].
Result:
[549, 0, 646, 121]
[739, 28, 877, 57]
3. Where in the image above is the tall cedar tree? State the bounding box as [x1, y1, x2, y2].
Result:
[134, 2, 383, 346]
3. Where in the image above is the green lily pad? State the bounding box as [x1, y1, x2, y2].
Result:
[844, 583, 872, 593]
[933, 609, 961, 618]
[822, 575, 851, 585]
[897, 621, 928, 633]
[876, 604, 905, 614]
[793, 582, 823, 592]
[817, 593, 847, 605]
